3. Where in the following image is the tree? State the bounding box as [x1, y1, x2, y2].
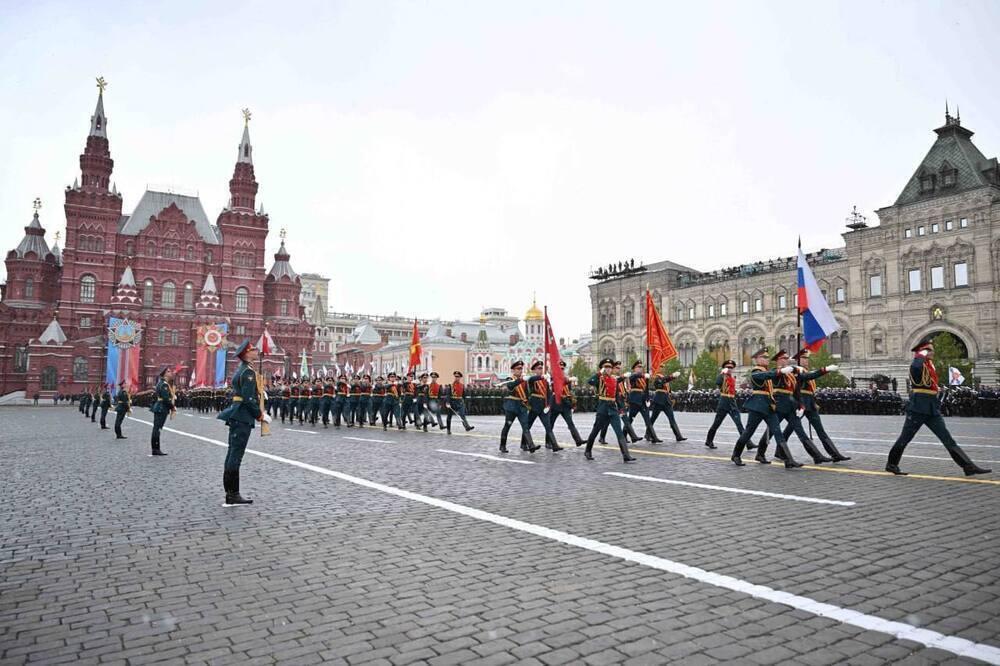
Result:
[932, 332, 972, 384]
[655, 357, 684, 388]
[569, 358, 592, 385]
[808, 346, 849, 388]
[691, 350, 721, 390]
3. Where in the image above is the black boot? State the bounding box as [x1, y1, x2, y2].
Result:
[965, 465, 992, 476]
[885, 464, 908, 475]
[223, 470, 253, 505]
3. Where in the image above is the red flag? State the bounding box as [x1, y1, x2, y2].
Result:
[543, 307, 566, 405]
[408, 319, 422, 370]
[646, 290, 677, 371]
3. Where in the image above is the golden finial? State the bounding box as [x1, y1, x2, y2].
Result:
[96, 76, 107, 93]
[54, 231, 61, 243]
[32, 197, 41, 212]
[242, 108, 252, 126]
[279, 227, 287, 241]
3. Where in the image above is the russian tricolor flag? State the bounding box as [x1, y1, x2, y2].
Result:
[797, 247, 839, 352]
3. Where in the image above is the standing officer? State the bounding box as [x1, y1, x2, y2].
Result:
[113, 381, 131, 439]
[548, 360, 585, 446]
[522, 361, 560, 450]
[729, 349, 800, 468]
[649, 367, 686, 442]
[498, 361, 540, 453]
[704, 359, 746, 449]
[79, 387, 89, 415]
[444, 370, 474, 433]
[626, 360, 662, 443]
[99, 384, 112, 430]
[583, 358, 636, 462]
[217, 341, 269, 506]
[885, 338, 991, 476]
[90, 386, 99, 422]
[757, 350, 832, 464]
[781, 350, 850, 462]
[149, 366, 176, 456]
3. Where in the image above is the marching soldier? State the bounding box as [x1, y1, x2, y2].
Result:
[359, 374, 373, 426]
[600, 361, 641, 444]
[149, 366, 176, 456]
[522, 361, 560, 450]
[548, 360, 585, 446]
[297, 380, 310, 425]
[280, 380, 291, 423]
[584, 358, 636, 462]
[308, 378, 322, 425]
[729, 349, 801, 468]
[498, 360, 539, 453]
[649, 367, 686, 442]
[757, 350, 833, 464]
[444, 370, 474, 433]
[99, 384, 112, 430]
[333, 375, 349, 427]
[401, 372, 417, 425]
[885, 337, 991, 476]
[414, 373, 433, 431]
[704, 359, 747, 449]
[289, 380, 300, 423]
[371, 377, 385, 426]
[781, 350, 850, 462]
[320, 377, 335, 427]
[347, 376, 361, 427]
[427, 372, 446, 429]
[381, 372, 406, 431]
[217, 341, 269, 506]
[113, 381, 131, 439]
[626, 360, 662, 443]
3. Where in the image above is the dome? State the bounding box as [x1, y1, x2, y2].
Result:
[524, 297, 543, 321]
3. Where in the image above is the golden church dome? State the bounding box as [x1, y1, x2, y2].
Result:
[525, 297, 543, 321]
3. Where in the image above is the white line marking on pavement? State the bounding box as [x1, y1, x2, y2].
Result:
[198, 416, 212, 420]
[605, 472, 856, 506]
[843, 450, 1000, 465]
[285, 428, 317, 435]
[436, 449, 536, 465]
[125, 418, 1000, 665]
[344, 436, 392, 443]
[182, 413, 194, 417]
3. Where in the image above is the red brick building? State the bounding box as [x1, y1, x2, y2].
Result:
[0, 86, 313, 398]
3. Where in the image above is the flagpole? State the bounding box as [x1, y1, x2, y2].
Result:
[796, 238, 802, 354]
[543, 306, 548, 377]
[644, 286, 650, 372]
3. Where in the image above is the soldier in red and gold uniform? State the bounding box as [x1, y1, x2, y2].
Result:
[704, 359, 744, 449]
[444, 370, 474, 433]
[548, 360, 584, 446]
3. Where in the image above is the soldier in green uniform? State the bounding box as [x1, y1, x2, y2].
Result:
[149, 366, 176, 456]
[522, 361, 560, 450]
[401, 373, 417, 425]
[90, 386, 99, 422]
[548, 360, 584, 446]
[308, 378, 321, 425]
[781, 349, 850, 462]
[359, 374, 373, 426]
[113, 381, 131, 439]
[99, 384, 112, 430]
[704, 360, 746, 449]
[729, 349, 801, 468]
[289, 380, 300, 422]
[885, 338, 991, 476]
[320, 377, 334, 427]
[649, 367, 686, 442]
[584, 358, 636, 462]
[333, 375, 348, 426]
[444, 370, 474, 433]
[381, 372, 405, 431]
[218, 341, 267, 505]
[371, 376, 385, 426]
[498, 361, 539, 453]
[626, 361, 662, 443]
[757, 350, 832, 464]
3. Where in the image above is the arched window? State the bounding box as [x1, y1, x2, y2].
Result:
[170, 330, 179, 345]
[157, 328, 166, 345]
[125, 240, 134, 256]
[485, 356, 491, 369]
[14, 345, 28, 372]
[183, 283, 194, 310]
[95, 237, 104, 253]
[477, 357, 483, 370]
[24, 278, 34, 299]
[161, 281, 176, 308]
[600, 314, 607, 330]
[80, 275, 96, 303]
[147, 241, 156, 257]
[234, 287, 249, 313]
[186, 245, 194, 260]
[280, 299, 288, 316]
[73, 356, 88, 381]
[624, 310, 633, 328]
[205, 250, 213, 264]
[143, 279, 154, 305]
[841, 332, 851, 360]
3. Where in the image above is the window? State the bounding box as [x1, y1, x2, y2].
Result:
[835, 287, 845, 303]
[919, 174, 935, 194]
[236, 324, 246, 335]
[157, 328, 166, 345]
[280, 299, 289, 316]
[908, 269, 922, 292]
[126, 241, 134, 256]
[688, 307, 695, 320]
[741, 300, 749, 314]
[234, 287, 249, 313]
[41, 366, 57, 391]
[904, 228, 912, 239]
[960, 217, 968, 228]
[319, 342, 326, 352]
[147, 241, 157, 256]
[80, 317, 92, 329]
[931, 266, 944, 290]
[869, 275, 882, 297]
[708, 304, 715, 318]
[170, 330, 179, 345]
[720, 302, 727, 316]
[161, 281, 176, 308]
[754, 298, 762, 313]
[954, 262, 968, 287]
[80, 275, 96, 303]
[873, 337, 885, 354]
[778, 294, 787, 309]
[143, 279, 154, 305]
[205, 250, 214, 263]
[73, 356, 89, 381]
[14, 345, 28, 372]
[917, 226, 925, 236]
[186, 245, 194, 260]
[945, 220, 953, 231]
[931, 223, 939, 233]
[24, 278, 34, 299]
[183, 283, 194, 310]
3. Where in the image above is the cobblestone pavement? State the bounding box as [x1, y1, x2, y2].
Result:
[2, 406, 998, 665]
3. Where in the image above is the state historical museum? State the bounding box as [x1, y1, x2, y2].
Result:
[0, 84, 314, 397]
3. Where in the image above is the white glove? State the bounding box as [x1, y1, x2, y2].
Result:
[263, 413, 272, 424]
[795, 408, 804, 418]
[644, 373, 651, 379]
[796, 366, 806, 373]
[918, 350, 929, 357]
[568, 376, 577, 383]
[670, 371, 681, 379]
[721, 368, 730, 375]
[780, 366, 795, 374]
[826, 364, 839, 372]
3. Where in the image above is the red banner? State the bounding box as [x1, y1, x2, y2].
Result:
[646, 290, 677, 371]
[543, 307, 566, 404]
[408, 319, 422, 370]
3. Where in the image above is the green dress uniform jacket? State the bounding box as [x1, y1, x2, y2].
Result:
[218, 363, 262, 425]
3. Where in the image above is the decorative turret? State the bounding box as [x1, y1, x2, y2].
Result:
[11, 202, 54, 261]
[79, 77, 114, 192]
[228, 108, 259, 211]
[195, 273, 223, 312]
[263, 229, 302, 320]
[110, 266, 142, 310]
[4, 199, 61, 306]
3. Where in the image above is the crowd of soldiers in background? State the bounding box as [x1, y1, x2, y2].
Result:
[60, 381, 1000, 419]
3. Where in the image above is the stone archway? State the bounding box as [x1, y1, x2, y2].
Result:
[904, 321, 978, 359]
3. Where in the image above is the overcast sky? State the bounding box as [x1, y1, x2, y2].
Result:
[1, 0, 998, 336]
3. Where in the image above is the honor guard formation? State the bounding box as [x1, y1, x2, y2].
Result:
[79, 334, 992, 507]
